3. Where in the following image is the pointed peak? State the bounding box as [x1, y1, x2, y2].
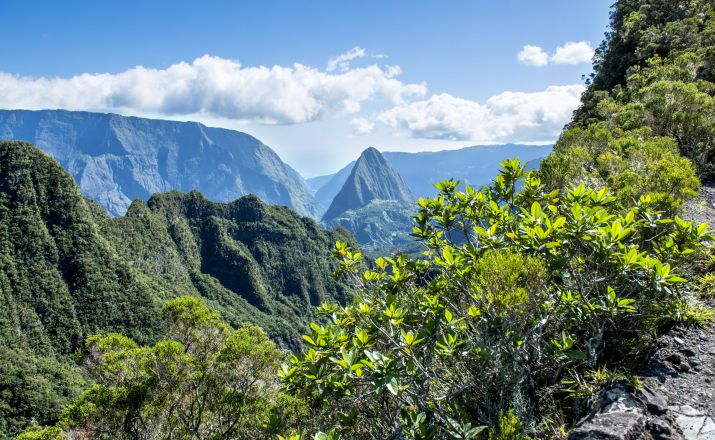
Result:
[322, 147, 413, 221]
[360, 146, 381, 156]
[354, 147, 387, 169]
[354, 147, 384, 166]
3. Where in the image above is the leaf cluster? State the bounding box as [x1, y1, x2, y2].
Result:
[280, 160, 712, 438]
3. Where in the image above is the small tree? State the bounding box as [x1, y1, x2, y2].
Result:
[20, 297, 305, 440]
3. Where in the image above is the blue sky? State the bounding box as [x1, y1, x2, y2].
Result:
[0, 1, 611, 176]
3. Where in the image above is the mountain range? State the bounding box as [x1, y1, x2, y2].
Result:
[0, 109, 322, 218]
[0, 109, 552, 256]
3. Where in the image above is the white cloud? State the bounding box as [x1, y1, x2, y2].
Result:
[326, 46, 367, 72]
[517, 45, 549, 67]
[350, 117, 375, 135]
[374, 85, 585, 142]
[551, 41, 594, 65]
[518, 41, 594, 67]
[0, 54, 426, 125]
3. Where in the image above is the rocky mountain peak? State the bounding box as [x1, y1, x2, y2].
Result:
[322, 147, 413, 221]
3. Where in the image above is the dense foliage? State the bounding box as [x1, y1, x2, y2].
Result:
[19, 297, 304, 440]
[559, 0, 715, 181]
[6, 1, 715, 438]
[0, 141, 354, 437]
[100, 191, 354, 344]
[0, 141, 164, 437]
[277, 2, 715, 435]
[280, 160, 711, 438]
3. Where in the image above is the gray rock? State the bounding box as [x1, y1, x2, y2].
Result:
[646, 418, 675, 440]
[568, 411, 646, 439]
[639, 386, 668, 415]
[667, 353, 684, 365]
[670, 406, 715, 439]
[681, 348, 697, 358]
[569, 385, 647, 440]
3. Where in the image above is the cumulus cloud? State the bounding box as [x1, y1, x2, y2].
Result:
[373, 85, 584, 142]
[0, 54, 426, 124]
[518, 41, 594, 67]
[551, 41, 594, 65]
[517, 45, 549, 67]
[326, 46, 367, 72]
[350, 117, 375, 135]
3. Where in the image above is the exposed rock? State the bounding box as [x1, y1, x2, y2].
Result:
[571, 317, 715, 440]
[646, 418, 674, 440]
[670, 406, 715, 440]
[568, 384, 648, 440]
[639, 386, 668, 415]
[569, 411, 646, 440]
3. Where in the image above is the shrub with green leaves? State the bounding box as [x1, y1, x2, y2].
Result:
[539, 123, 700, 214]
[280, 159, 711, 438]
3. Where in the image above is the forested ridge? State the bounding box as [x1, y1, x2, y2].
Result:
[5, 0, 715, 438]
[0, 141, 353, 437]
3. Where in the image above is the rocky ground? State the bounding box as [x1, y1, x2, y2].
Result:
[569, 185, 715, 440]
[683, 184, 715, 227]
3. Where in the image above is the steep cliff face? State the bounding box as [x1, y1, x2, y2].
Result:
[322, 147, 413, 221]
[0, 109, 322, 217]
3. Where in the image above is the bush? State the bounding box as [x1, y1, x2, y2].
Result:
[539, 124, 700, 214]
[280, 160, 711, 438]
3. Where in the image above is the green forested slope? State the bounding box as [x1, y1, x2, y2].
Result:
[0, 141, 164, 435]
[0, 140, 354, 437]
[7, 1, 715, 438]
[573, 0, 715, 123]
[98, 190, 354, 343]
[0, 141, 165, 352]
[552, 0, 715, 186]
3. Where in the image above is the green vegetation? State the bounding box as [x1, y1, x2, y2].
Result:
[0, 141, 353, 438]
[19, 297, 303, 440]
[280, 160, 711, 438]
[0, 141, 164, 437]
[556, 0, 715, 183]
[6, 0, 715, 438]
[277, 0, 715, 436]
[99, 190, 354, 343]
[324, 200, 421, 257]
